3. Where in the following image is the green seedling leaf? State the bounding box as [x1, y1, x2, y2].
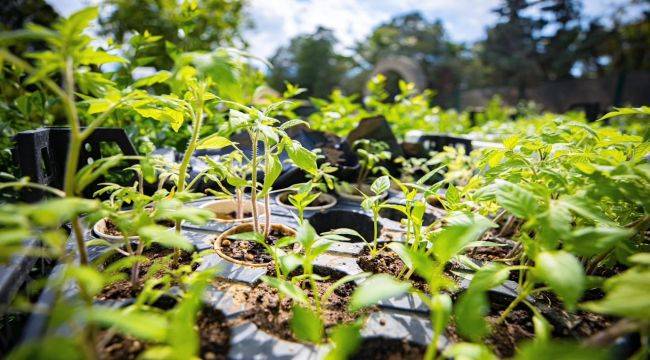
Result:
[386, 242, 413, 269]
[582, 266, 650, 319]
[285, 139, 318, 175]
[443, 342, 497, 360]
[290, 305, 324, 344]
[370, 175, 390, 195]
[133, 70, 172, 88]
[321, 228, 366, 242]
[296, 221, 317, 249]
[535, 251, 585, 309]
[197, 134, 233, 150]
[87, 307, 167, 342]
[495, 180, 538, 219]
[349, 274, 411, 311]
[325, 322, 363, 360]
[226, 231, 264, 243]
[139, 225, 194, 251]
[514, 340, 609, 360]
[564, 226, 633, 257]
[261, 276, 309, 305]
[455, 291, 489, 341]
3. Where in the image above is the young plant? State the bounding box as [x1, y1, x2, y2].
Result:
[260, 221, 370, 344]
[352, 139, 391, 187]
[202, 148, 250, 219]
[350, 212, 496, 359]
[221, 101, 318, 238]
[359, 175, 391, 258]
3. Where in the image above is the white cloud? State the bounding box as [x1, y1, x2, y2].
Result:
[45, 0, 650, 60]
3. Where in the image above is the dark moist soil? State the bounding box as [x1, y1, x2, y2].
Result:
[445, 291, 613, 358]
[96, 247, 194, 300]
[465, 244, 511, 262]
[279, 193, 332, 208]
[357, 247, 430, 291]
[214, 211, 252, 221]
[350, 338, 427, 360]
[219, 228, 292, 264]
[243, 272, 359, 342]
[104, 218, 175, 237]
[97, 307, 230, 360]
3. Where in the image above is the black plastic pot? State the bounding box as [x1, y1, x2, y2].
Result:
[308, 210, 380, 243]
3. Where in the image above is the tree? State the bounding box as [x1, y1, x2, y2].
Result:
[267, 27, 354, 98]
[355, 12, 466, 107]
[99, 0, 248, 69]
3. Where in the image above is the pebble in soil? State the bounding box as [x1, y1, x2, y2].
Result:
[219, 228, 293, 264]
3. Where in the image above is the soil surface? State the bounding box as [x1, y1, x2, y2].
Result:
[445, 291, 613, 358]
[357, 247, 430, 291]
[350, 338, 427, 360]
[219, 227, 293, 264]
[214, 211, 252, 221]
[465, 244, 512, 262]
[96, 246, 194, 300]
[104, 218, 175, 237]
[243, 274, 359, 342]
[97, 307, 230, 360]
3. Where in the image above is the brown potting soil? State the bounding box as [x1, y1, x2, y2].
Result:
[445, 291, 613, 358]
[214, 211, 252, 221]
[465, 245, 511, 262]
[96, 247, 194, 300]
[357, 247, 430, 291]
[103, 218, 175, 237]
[97, 307, 230, 360]
[243, 278, 358, 342]
[219, 227, 293, 264]
[350, 338, 427, 360]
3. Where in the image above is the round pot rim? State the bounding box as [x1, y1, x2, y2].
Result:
[200, 198, 264, 224]
[214, 222, 298, 267]
[274, 191, 338, 211]
[93, 217, 141, 242]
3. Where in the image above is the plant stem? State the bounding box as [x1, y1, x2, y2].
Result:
[497, 284, 531, 324]
[236, 188, 243, 219]
[250, 131, 260, 233]
[173, 84, 203, 264]
[263, 140, 271, 237]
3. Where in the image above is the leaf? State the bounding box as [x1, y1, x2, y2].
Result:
[296, 221, 317, 249]
[514, 340, 609, 360]
[349, 274, 411, 311]
[280, 119, 308, 130]
[466, 263, 510, 293]
[370, 175, 390, 195]
[325, 322, 362, 360]
[261, 276, 309, 304]
[386, 242, 413, 269]
[226, 231, 264, 242]
[285, 139, 317, 175]
[582, 267, 650, 319]
[535, 251, 585, 309]
[564, 226, 633, 257]
[133, 70, 172, 88]
[455, 291, 489, 341]
[495, 180, 538, 219]
[138, 225, 193, 251]
[290, 305, 323, 344]
[261, 155, 282, 196]
[443, 342, 497, 360]
[87, 307, 167, 342]
[197, 134, 233, 150]
[433, 216, 494, 263]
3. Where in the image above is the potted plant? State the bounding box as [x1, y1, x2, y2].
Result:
[274, 162, 339, 214]
[214, 102, 318, 266]
[335, 139, 391, 201]
[199, 149, 264, 223]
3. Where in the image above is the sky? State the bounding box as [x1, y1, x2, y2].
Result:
[46, 0, 647, 59]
